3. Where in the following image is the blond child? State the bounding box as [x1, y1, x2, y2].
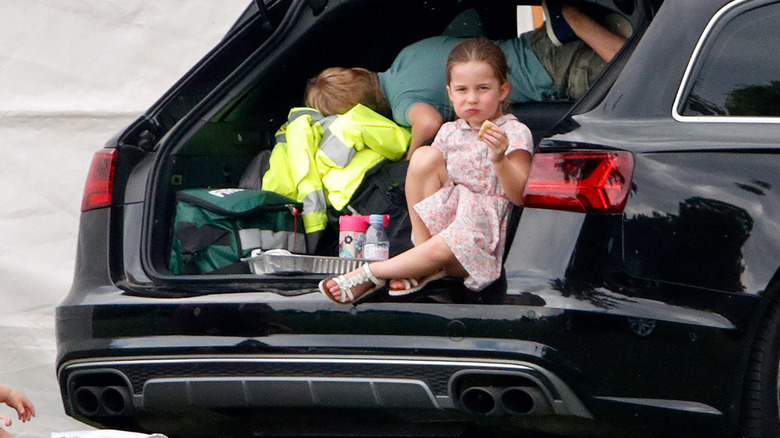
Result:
[0, 385, 34, 438]
[319, 37, 533, 303]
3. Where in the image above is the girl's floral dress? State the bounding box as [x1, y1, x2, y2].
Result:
[414, 114, 533, 290]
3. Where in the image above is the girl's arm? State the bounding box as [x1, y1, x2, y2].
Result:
[493, 150, 531, 206]
[481, 125, 532, 205]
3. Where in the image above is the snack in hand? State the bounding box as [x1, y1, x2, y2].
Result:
[478, 119, 497, 140]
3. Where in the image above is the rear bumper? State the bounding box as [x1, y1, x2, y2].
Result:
[56, 280, 749, 436]
[58, 353, 590, 417]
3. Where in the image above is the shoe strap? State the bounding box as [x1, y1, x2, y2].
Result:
[362, 264, 384, 287]
[332, 275, 355, 303]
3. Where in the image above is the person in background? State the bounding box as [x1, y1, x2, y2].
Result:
[0, 385, 35, 438]
[304, 1, 629, 158]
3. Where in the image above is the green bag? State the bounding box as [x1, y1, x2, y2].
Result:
[169, 188, 304, 274]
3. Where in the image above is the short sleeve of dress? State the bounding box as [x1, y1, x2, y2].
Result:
[502, 117, 534, 156]
[430, 121, 459, 157]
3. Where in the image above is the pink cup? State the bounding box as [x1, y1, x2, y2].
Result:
[339, 215, 369, 258]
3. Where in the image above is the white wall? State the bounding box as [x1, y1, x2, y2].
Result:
[0, 2, 248, 437]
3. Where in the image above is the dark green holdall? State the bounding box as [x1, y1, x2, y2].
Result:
[169, 188, 304, 274]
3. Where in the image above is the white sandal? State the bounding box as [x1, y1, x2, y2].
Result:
[318, 264, 385, 304]
[388, 271, 446, 296]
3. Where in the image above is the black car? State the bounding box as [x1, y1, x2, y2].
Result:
[56, 0, 780, 437]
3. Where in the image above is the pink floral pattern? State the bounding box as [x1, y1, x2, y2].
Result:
[413, 114, 533, 290]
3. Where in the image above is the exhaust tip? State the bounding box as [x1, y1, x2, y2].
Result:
[73, 386, 101, 417]
[101, 386, 131, 416]
[72, 385, 134, 417]
[460, 386, 499, 415]
[450, 371, 558, 417]
[501, 386, 552, 415]
[501, 387, 535, 414]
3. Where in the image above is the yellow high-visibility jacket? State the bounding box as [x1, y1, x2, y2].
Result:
[262, 105, 410, 233]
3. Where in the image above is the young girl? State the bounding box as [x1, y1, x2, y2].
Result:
[319, 37, 534, 303]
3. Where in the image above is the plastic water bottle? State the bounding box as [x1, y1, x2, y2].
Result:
[362, 214, 389, 260]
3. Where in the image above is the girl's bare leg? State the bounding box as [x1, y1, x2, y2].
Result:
[322, 235, 466, 302]
[405, 146, 448, 246]
[370, 235, 466, 280]
[321, 147, 456, 302]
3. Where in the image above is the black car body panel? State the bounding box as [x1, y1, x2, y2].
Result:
[57, 0, 780, 437]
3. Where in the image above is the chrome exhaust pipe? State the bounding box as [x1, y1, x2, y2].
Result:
[460, 386, 503, 415]
[500, 386, 552, 415]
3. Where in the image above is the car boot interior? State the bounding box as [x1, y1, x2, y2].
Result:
[147, 0, 649, 282]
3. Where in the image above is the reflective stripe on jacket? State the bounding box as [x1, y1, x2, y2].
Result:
[262, 105, 410, 232]
[263, 108, 328, 233]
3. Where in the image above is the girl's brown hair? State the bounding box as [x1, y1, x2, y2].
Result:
[446, 37, 511, 110]
[305, 67, 390, 117]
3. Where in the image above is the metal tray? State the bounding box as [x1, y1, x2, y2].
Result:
[244, 249, 371, 275]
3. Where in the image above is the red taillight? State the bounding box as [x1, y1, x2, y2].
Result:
[81, 149, 118, 212]
[522, 150, 634, 213]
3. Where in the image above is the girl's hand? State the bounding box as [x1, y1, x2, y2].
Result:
[480, 123, 509, 162]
